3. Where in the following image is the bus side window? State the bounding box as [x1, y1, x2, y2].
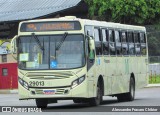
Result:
[94, 28, 102, 55]
[109, 30, 116, 55]
[85, 26, 93, 57]
[121, 31, 128, 55]
[134, 33, 141, 55]
[102, 29, 109, 55]
[128, 32, 135, 55]
[115, 30, 121, 55]
[140, 33, 147, 55]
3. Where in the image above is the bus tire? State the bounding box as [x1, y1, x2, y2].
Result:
[126, 77, 135, 101]
[89, 80, 102, 106]
[36, 99, 48, 108]
[117, 77, 135, 102]
[117, 94, 126, 102]
[73, 99, 82, 103]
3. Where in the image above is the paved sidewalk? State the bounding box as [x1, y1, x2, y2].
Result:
[0, 89, 18, 94]
[145, 83, 160, 87]
[0, 84, 160, 94]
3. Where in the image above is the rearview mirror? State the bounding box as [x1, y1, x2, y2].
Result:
[87, 36, 95, 61]
[88, 37, 94, 51]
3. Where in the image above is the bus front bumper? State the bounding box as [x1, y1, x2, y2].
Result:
[18, 80, 89, 100]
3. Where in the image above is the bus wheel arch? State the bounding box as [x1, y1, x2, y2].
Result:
[131, 73, 135, 87]
[98, 75, 104, 96]
[89, 75, 104, 106]
[117, 73, 135, 102]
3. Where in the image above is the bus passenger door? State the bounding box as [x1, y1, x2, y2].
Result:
[85, 25, 97, 97]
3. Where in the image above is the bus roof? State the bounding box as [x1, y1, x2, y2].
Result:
[19, 16, 146, 32]
[83, 19, 146, 31]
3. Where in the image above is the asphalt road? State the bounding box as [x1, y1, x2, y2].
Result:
[0, 87, 160, 114]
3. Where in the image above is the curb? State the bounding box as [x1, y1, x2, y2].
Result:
[145, 84, 160, 88]
[10, 89, 18, 94]
[0, 89, 18, 94]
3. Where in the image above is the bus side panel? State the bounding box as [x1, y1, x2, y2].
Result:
[122, 57, 130, 93]
[104, 56, 112, 95]
[137, 56, 148, 88]
[109, 57, 117, 95]
[131, 56, 138, 90]
[113, 57, 128, 94]
[87, 63, 97, 98]
[95, 56, 105, 88]
[88, 80, 94, 97]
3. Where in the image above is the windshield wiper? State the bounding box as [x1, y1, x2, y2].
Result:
[32, 33, 44, 51]
[56, 32, 68, 50]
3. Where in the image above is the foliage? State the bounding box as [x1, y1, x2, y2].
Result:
[84, 0, 160, 25]
[148, 36, 160, 56]
[149, 75, 160, 84]
[147, 24, 160, 56]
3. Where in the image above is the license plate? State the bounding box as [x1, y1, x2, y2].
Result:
[43, 90, 56, 95]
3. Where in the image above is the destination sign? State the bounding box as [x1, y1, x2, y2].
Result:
[20, 21, 81, 32]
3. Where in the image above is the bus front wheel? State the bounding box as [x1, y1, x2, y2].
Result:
[89, 81, 102, 106]
[36, 99, 48, 108]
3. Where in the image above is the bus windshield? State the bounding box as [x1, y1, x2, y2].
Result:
[18, 34, 85, 70]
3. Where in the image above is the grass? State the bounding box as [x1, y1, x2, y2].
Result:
[149, 75, 160, 84]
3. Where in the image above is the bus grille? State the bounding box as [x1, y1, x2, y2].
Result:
[35, 89, 66, 95]
[26, 72, 73, 80]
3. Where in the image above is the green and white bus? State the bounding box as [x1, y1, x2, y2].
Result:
[11, 16, 148, 108]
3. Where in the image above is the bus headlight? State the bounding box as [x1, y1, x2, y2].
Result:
[71, 75, 85, 89]
[18, 77, 29, 90]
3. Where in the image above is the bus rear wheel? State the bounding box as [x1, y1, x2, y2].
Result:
[126, 77, 135, 101]
[89, 81, 102, 106]
[36, 99, 48, 108]
[117, 77, 135, 102]
[73, 99, 83, 103]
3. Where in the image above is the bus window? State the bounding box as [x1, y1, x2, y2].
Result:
[140, 33, 147, 55]
[85, 26, 94, 56]
[115, 31, 121, 55]
[85, 26, 94, 37]
[94, 28, 102, 55]
[140, 33, 146, 43]
[109, 30, 116, 55]
[102, 29, 109, 55]
[134, 33, 141, 55]
[121, 32, 128, 55]
[128, 32, 135, 55]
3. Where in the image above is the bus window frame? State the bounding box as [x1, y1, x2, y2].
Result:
[127, 31, 135, 56]
[108, 29, 116, 56]
[115, 30, 122, 56]
[133, 32, 141, 56]
[94, 27, 103, 56]
[101, 28, 109, 56]
[140, 32, 147, 56]
[120, 31, 129, 56]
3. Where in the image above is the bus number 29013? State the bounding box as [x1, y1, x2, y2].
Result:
[29, 81, 44, 87]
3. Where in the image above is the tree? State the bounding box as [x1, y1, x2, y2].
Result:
[85, 0, 160, 25]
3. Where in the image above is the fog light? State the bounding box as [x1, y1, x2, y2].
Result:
[64, 90, 69, 94]
[31, 91, 35, 95]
